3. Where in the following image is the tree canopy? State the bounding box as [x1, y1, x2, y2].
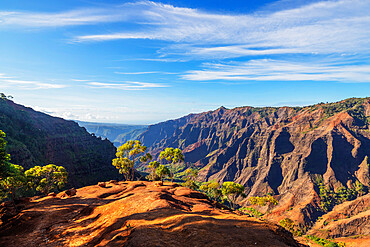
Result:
[156, 164, 170, 182]
[25, 164, 68, 195]
[159, 147, 184, 182]
[112, 140, 152, 181]
[221, 182, 245, 209]
[0, 130, 11, 179]
[0, 164, 26, 204]
[200, 180, 221, 201]
[147, 161, 160, 181]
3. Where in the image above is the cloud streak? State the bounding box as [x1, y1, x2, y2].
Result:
[1, 1, 370, 84]
[86, 81, 167, 90]
[182, 59, 370, 82]
[73, 0, 370, 58]
[0, 75, 67, 90]
[2, 1, 369, 57]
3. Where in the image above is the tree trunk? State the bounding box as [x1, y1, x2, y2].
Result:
[171, 163, 174, 183]
[131, 157, 136, 181]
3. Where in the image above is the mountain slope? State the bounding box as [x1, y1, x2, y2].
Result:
[139, 98, 370, 228]
[77, 121, 147, 147]
[0, 98, 118, 188]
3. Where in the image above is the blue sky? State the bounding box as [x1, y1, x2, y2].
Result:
[0, 0, 369, 124]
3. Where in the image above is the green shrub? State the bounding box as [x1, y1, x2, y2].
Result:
[305, 235, 345, 247]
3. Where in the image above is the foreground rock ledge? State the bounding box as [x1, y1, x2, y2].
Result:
[0, 181, 303, 247]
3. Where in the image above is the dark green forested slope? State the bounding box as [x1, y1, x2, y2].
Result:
[0, 98, 118, 188]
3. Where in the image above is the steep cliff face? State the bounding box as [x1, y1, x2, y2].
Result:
[139, 98, 370, 226]
[0, 99, 118, 188]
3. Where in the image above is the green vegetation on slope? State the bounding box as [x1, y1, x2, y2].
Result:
[0, 130, 68, 205]
[0, 96, 117, 188]
[314, 175, 368, 212]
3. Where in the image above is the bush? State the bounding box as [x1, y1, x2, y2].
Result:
[305, 235, 346, 247]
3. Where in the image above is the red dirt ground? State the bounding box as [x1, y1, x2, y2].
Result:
[0, 181, 303, 247]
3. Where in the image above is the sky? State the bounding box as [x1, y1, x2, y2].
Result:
[0, 0, 369, 124]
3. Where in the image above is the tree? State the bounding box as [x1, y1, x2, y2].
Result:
[200, 180, 221, 201]
[156, 165, 170, 182]
[159, 148, 184, 182]
[0, 130, 11, 179]
[221, 182, 245, 209]
[25, 164, 68, 195]
[148, 161, 160, 181]
[0, 93, 12, 100]
[183, 168, 198, 190]
[112, 140, 152, 181]
[248, 195, 278, 207]
[0, 164, 26, 207]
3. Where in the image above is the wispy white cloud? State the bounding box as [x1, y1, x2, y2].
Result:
[0, 7, 134, 27]
[73, 0, 370, 58]
[3, 1, 369, 58]
[182, 59, 370, 82]
[86, 81, 167, 90]
[114, 71, 177, 75]
[71, 79, 90, 82]
[2, 1, 370, 84]
[0, 75, 67, 89]
[115, 71, 160, 75]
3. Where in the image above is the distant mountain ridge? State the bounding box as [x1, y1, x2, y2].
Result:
[77, 121, 147, 147]
[139, 97, 370, 228]
[0, 98, 118, 188]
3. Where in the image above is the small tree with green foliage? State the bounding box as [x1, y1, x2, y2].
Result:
[200, 180, 221, 201]
[159, 148, 184, 182]
[0, 130, 11, 180]
[248, 195, 278, 207]
[0, 164, 26, 207]
[354, 180, 366, 196]
[221, 182, 246, 209]
[147, 161, 160, 181]
[183, 168, 198, 190]
[156, 164, 170, 182]
[112, 140, 152, 181]
[25, 164, 68, 195]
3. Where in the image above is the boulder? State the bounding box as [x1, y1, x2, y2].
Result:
[65, 188, 77, 197]
[98, 182, 107, 188]
[48, 192, 56, 197]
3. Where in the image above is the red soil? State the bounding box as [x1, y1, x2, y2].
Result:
[0, 181, 302, 247]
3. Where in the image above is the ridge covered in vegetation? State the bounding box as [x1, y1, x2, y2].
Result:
[0, 96, 117, 188]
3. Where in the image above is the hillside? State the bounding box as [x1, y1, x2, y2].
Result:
[77, 121, 147, 147]
[308, 193, 370, 238]
[0, 98, 118, 188]
[0, 181, 302, 247]
[139, 98, 370, 229]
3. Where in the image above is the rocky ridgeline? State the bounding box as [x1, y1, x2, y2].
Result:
[0, 99, 118, 188]
[139, 98, 370, 227]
